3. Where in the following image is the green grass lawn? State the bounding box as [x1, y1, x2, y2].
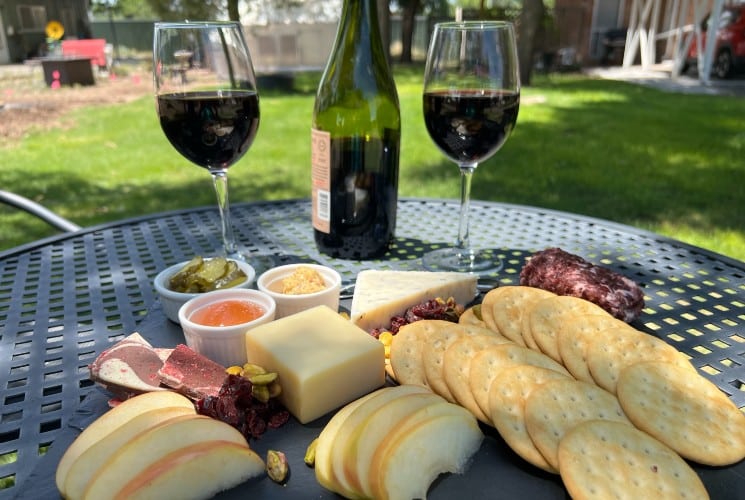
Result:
[2, 66, 744, 262]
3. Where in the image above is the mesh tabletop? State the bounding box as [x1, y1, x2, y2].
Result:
[1, 198, 744, 498]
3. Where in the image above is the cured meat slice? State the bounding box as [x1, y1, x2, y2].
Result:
[519, 248, 644, 322]
[157, 344, 227, 400]
[89, 333, 168, 400]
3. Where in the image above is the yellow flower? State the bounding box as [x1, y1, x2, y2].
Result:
[45, 20, 64, 40]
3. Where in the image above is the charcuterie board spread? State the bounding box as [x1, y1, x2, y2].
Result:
[50, 248, 745, 500]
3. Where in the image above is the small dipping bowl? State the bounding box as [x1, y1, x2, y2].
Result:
[178, 288, 276, 367]
[257, 263, 342, 319]
[153, 259, 256, 324]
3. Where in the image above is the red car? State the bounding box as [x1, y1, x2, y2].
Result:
[687, 4, 745, 78]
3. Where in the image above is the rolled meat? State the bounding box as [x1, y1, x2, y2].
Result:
[519, 247, 645, 322]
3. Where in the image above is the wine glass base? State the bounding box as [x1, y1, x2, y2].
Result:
[422, 247, 503, 274]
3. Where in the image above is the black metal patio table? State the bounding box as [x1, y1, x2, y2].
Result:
[1, 198, 744, 499]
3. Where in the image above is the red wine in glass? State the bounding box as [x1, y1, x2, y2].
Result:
[421, 21, 520, 274]
[157, 90, 260, 170]
[423, 90, 519, 164]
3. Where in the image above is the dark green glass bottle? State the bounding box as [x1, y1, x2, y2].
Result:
[311, 0, 401, 260]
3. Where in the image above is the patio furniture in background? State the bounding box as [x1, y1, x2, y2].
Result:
[0, 189, 81, 232]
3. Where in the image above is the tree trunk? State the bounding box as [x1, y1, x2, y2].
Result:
[227, 0, 240, 22]
[377, 0, 393, 63]
[517, 0, 545, 86]
[399, 0, 421, 63]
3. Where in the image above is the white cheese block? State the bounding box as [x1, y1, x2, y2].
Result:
[244, 305, 385, 424]
[350, 270, 478, 332]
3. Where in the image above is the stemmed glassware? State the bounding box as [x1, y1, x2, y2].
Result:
[422, 21, 520, 273]
[153, 22, 259, 264]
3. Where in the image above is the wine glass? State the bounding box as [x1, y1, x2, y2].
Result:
[422, 21, 520, 273]
[153, 22, 261, 266]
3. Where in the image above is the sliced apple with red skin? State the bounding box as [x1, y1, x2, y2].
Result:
[55, 390, 194, 496]
[115, 440, 265, 500]
[343, 391, 446, 497]
[82, 414, 249, 500]
[328, 385, 432, 497]
[368, 402, 483, 500]
[63, 405, 196, 500]
[315, 389, 383, 493]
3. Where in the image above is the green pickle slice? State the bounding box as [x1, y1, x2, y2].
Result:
[167, 256, 247, 293]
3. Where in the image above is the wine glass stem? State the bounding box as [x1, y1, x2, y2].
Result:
[456, 163, 477, 253]
[211, 170, 237, 257]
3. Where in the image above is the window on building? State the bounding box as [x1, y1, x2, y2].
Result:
[17, 5, 47, 32]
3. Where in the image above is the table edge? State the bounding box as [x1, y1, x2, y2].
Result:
[2, 197, 743, 271]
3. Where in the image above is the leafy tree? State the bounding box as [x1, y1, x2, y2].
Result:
[397, 0, 449, 63]
[227, 0, 241, 21]
[398, 0, 422, 63]
[518, 0, 545, 84]
[92, 0, 224, 21]
[90, 0, 157, 19]
[143, 0, 222, 21]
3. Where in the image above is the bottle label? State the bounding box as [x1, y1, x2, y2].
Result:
[311, 128, 331, 234]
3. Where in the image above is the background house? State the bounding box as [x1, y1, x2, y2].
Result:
[555, 0, 721, 68]
[0, 0, 92, 64]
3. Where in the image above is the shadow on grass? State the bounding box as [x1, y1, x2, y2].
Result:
[408, 76, 745, 243]
[2, 73, 744, 258]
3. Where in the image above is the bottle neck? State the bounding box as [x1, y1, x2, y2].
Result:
[337, 0, 386, 61]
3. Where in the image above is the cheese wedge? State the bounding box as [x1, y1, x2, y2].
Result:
[245, 305, 385, 424]
[350, 270, 478, 332]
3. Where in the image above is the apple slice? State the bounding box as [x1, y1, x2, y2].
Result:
[81, 414, 249, 500]
[314, 389, 383, 493]
[115, 440, 265, 499]
[344, 391, 446, 497]
[63, 405, 196, 499]
[55, 390, 194, 496]
[368, 402, 483, 500]
[328, 385, 432, 497]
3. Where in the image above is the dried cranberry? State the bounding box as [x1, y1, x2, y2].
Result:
[268, 409, 290, 428]
[389, 315, 408, 333]
[246, 411, 267, 438]
[197, 372, 290, 441]
[196, 396, 218, 418]
[215, 397, 241, 426]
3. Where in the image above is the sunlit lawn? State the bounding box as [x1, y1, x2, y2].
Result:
[2, 67, 744, 261]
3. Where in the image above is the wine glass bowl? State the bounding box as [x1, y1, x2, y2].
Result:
[422, 21, 520, 273]
[153, 22, 259, 260]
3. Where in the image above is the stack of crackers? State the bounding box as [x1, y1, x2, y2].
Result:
[390, 285, 745, 499]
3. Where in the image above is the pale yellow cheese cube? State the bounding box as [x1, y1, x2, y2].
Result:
[244, 305, 385, 424]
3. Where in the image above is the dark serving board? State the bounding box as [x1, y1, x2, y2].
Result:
[18, 302, 745, 500]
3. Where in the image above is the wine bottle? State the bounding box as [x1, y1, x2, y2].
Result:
[311, 0, 401, 260]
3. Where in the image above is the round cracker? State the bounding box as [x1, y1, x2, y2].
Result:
[482, 286, 556, 347]
[488, 365, 571, 473]
[555, 314, 630, 383]
[479, 288, 502, 336]
[389, 322, 429, 387]
[586, 326, 694, 394]
[524, 378, 631, 470]
[421, 321, 503, 402]
[442, 334, 511, 423]
[617, 360, 745, 466]
[524, 295, 610, 362]
[468, 344, 570, 418]
[558, 420, 709, 500]
[459, 305, 486, 328]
